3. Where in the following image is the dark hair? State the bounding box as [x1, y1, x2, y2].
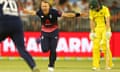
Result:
[112, 1, 118, 4]
[59, 0, 68, 5]
[39, 0, 52, 9]
[90, 0, 102, 10]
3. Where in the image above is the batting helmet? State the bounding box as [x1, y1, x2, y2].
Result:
[90, 0, 102, 11]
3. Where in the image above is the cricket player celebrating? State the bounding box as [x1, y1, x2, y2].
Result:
[23, 0, 80, 72]
[89, 0, 113, 70]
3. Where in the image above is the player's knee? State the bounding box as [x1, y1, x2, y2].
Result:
[19, 51, 28, 58]
[42, 49, 49, 53]
[41, 44, 49, 52]
[93, 49, 100, 53]
[100, 40, 106, 45]
[101, 44, 107, 51]
[41, 47, 49, 52]
[93, 41, 99, 46]
[93, 44, 99, 50]
[102, 48, 107, 51]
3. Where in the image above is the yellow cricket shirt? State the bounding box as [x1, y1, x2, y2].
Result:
[89, 6, 110, 28]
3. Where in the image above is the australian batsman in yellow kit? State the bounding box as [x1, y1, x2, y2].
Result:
[89, 0, 113, 70]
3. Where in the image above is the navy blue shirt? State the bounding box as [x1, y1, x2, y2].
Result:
[36, 9, 62, 27]
[0, 0, 20, 20]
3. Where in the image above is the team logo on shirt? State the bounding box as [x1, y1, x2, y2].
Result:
[45, 19, 51, 26]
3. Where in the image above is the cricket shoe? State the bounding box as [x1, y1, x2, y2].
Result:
[105, 67, 112, 70]
[33, 66, 40, 72]
[105, 64, 114, 70]
[48, 67, 54, 72]
[92, 67, 100, 71]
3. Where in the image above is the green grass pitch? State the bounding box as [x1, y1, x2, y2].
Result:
[0, 59, 120, 72]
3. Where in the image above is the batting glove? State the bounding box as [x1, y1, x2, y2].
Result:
[89, 32, 96, 41]
[106, 32, 112, 40]
[106, 28, 112, 40]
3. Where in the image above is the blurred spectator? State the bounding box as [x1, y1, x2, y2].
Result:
[72, 2, 81, 13]
[109, 1, 120, 31]
[77, 0, 89, 13]
[25, 0, 34, 10]
[66, 3, 73, 12]
[53, 0, 71, 12]
[59, 0, 68, 5]
[17, 0, 120, 32]
[110, 1, 119, 10]
[110, 1, 120, 22]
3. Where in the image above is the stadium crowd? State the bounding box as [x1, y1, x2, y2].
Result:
[17, 0, 120, 32]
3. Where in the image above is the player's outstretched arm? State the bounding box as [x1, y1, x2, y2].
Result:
[61, 12, 80, 18]
[80, 12, 88, 17]
[23, 9, 36, 16]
